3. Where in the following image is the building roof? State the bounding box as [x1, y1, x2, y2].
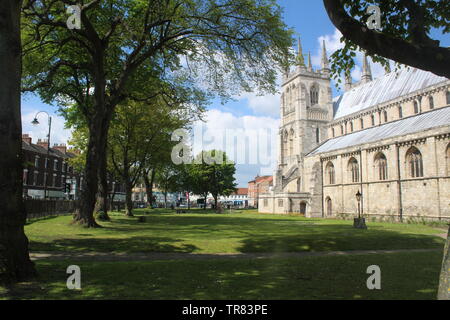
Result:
[255, 176, 273, 184]
[309, 107, 450, 156]
[22, 141, 76, 159]
[333, 68, 448, 120]
[233, 188, 248, 195]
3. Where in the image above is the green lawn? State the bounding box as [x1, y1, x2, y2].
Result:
[1, 209, 445, 300]
[25, 209, 446, 254]
[2, 251, 443, 300]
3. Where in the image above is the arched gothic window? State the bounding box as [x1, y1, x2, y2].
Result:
[289, 130, 294, 156]
[398, 106, 403, 119]
[310, 85, 319, 106]
[316, 128, 320, 143]
[446, 144, 450, 175]
[414, 101, 420, 114]
[283, 131, 288, 159]
[429, 96, 434, 109]
[360, 118, 364, 130]
[374, 153, 388, 181]
[384, 111, 388, 122]
[350, 122, 354, 133]
[406, 147, 424, 178]
[371, 115, 376, 126]
[325, 162, 335, 185]
[348, 158, 360, 183]
[447, 91, 450, 105]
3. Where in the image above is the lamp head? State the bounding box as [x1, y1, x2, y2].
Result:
[31, 118, 40, 126]
[356, 191, 362, 202]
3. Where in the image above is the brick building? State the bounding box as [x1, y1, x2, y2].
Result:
[248, 176, 273, 208]
[22, 134, 79, 200]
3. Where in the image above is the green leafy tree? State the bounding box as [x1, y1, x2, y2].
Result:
[189, 150, 237, 211]
[322, 0, 450, 81]
[21, 0, 293, 227]
[323, 0, 450, 300]
[0, 0, 36, 285]
[155, 162, 183, 208]
[109, 97, 193, 216]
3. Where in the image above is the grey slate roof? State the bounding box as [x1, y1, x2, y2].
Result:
[333, 68, 448, 119]
[309, 107, 450, 156]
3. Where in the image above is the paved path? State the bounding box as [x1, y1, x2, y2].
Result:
[29, 248, 441, 262]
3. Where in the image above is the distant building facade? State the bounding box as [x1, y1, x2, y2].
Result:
[259, 38, 450, 221]
[22, 135, 78, 200]
[248, 176, 273, 208]
[22, 134, 126, 202]
[220, 188, 249, 208]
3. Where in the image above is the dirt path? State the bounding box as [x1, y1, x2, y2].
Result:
[29, 248, 442, 262]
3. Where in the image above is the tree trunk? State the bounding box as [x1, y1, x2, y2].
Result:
[144, 169, 156, 208]
[125, 181, 134, 217]
[95, 157, 110, 220]
[213, 195, 218, 212]
[0, 0, 36, 284]
[73, 113, 109, 227]
[164, 192, 168, 208]
[438, 226, 450, 300]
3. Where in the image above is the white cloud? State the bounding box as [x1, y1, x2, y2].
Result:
[190, 109, 279, 185]
[22, 111, 73, 147]
[237, 91, 281, 117]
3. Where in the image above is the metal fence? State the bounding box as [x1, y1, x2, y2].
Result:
[25, 199, 126, 220]
[25, 199, 77, 220]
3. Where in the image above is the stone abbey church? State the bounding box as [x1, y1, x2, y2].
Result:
[259, 39, 450, 221]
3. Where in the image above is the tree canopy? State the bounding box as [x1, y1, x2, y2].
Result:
[323, 0, 450, 80]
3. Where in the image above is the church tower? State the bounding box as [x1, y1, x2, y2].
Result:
[276, 37, 333, 192]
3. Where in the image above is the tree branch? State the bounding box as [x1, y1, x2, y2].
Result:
[322, 0, 450, 78]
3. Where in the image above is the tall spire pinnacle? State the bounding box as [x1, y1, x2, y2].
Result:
[297, 36, 305, 66]
[307, 51, 312, 71]
[361, 53, 373, 83]
[321, 39, 330, 71]
[345, 70, 353, 91]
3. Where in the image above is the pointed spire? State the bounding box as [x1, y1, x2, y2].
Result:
[321, 39, 330, 71]
[361, 53, 373, 83]
[307, 51, 312, 71]
[345, 70, 353, 91]
[297, 36, 305, 66]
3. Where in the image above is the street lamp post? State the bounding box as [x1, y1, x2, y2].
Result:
[354, 190, 367, 229]
[32, 111, 52, 200]
[356, 190, 362, 219]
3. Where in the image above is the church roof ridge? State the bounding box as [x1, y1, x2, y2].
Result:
[333, 67, 448, 120]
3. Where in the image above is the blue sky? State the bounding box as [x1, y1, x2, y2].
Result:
[21, 1, 450, 187]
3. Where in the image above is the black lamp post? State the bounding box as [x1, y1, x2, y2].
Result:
[32, 111, 52, 200]
[354, 190, 367, 229]
[356, 190, 362, 219]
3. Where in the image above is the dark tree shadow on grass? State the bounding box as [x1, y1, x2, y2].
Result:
[29, 236, 198, 254]
[237, 224, 445, 253]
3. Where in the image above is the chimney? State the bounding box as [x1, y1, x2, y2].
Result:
[53, 143, 67, 154]
[37, 139, 49, 149]
[22, 134, 32, 144]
